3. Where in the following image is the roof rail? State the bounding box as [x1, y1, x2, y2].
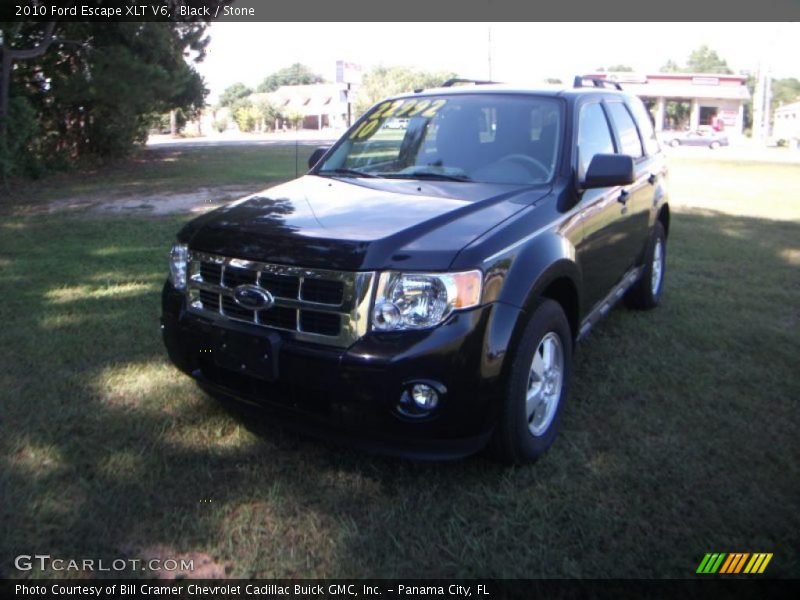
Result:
[441, 78, 498, 88]
[573, 76, 623, 91]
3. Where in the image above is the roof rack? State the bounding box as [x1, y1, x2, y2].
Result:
[440, 78, 498, 88]
[573, 76, 623, 91]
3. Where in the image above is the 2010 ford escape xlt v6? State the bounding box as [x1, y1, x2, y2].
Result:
[161, 77, 670, 463]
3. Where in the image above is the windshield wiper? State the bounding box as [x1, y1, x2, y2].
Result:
[383, 172, 472, 182]
[317, 168, 379, 179]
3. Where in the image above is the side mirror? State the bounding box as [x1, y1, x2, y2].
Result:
[308, 146, 330, 170]
[582, 154, 635, 189]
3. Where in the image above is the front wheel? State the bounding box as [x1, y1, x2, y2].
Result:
[625, 221, 667, 310]
[491, 299, 573, 464]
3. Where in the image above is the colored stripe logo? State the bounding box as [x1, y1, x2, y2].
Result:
[696, 553, 773, 574]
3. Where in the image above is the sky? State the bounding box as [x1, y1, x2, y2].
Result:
[195, 22, 800, 103]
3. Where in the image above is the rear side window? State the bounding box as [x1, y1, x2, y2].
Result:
[577, 103, 615, 176]
[628, 98, 660, 155]
[606, 102, 644, 159]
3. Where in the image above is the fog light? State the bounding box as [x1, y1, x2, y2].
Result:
[411, 383, 439, 410]
[397, 380, 445, 418]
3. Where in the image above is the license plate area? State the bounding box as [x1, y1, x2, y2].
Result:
[213, 329, 280, 381]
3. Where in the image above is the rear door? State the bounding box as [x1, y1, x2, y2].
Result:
[604, 100, 653, 267]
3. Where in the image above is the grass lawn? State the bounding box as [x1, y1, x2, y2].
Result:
[0, 148, 798, 578]
[3, 144, 317, 205]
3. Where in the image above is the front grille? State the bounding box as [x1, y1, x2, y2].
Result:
[199, 289, 220, 312]
[300, 310, 341, 336]
[186, 251, 374, 348]
[301, 278, 344, 304]
[222, 265, 257, 288]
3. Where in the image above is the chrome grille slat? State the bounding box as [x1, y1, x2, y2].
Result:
[186, 251, 375, 348]
[189, 281, 349, 313]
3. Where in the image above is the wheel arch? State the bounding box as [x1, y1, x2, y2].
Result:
[508, 261, 582, 354]
[657, 203, 670, 238]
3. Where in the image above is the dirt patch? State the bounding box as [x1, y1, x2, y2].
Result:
[46, 185, 262, 216]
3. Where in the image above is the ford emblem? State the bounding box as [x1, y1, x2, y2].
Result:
[233, 284, 274, 311]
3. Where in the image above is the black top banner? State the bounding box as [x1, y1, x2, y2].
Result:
[3, 0, 800, 22]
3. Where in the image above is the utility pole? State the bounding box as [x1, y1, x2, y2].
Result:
[752, 65, 772, 146]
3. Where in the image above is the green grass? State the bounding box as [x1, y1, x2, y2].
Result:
[0, 150, 798, 578]
[669, 157, 800, 221]
[3, 145, 316, 205]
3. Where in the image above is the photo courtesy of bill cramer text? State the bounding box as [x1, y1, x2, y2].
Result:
[12, 582, 492, 599]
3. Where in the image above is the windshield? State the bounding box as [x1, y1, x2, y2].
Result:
[317, 94, 562, 185]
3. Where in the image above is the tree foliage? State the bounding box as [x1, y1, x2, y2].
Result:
[596, 65, 634, 72]
[354, 66, 456, 116]
[257, 63, 323, 93]
[253, 96, 281, 129]
[660, 45, 733, 74]
[218, 82, 252, 107]
[659, 59, 682, 73]
[772, 78, 800, 108]
[1, 20, 209, 180]
[228, 96, 282, 133]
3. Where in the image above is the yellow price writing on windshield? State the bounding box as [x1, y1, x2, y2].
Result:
[350, 98, 449, 139]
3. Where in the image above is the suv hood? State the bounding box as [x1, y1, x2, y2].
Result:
[180, 175, 549, 271]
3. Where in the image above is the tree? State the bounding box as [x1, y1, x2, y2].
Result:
[231, 99, 259, 132]
[660, 46, 733, 75]
[253, 96, 281, 131]
[772, 78, 800, 109]
[218, 82, 252, 107]
[0, 22, 58, 140]
[284, 109, 304, 129]
[1, 19, 210, 179]
[596, 65, 634, 72]
[686, 45, 733, 74]
[659, 59, 682, 73]
[257, 63, 323, 93]
[354, 66, 456, 116]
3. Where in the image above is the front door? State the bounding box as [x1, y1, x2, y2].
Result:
[574, 101, 635, 311]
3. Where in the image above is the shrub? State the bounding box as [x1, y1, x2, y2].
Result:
[212, 118, 228, 133]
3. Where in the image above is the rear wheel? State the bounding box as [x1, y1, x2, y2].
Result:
[625, 221, 666, 310]
[709, 141, 721, 150]
[491, 299, 572, 464]
[669, 139, 680, 147]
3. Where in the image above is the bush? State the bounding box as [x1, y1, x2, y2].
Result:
[232, 101, 260, 133]
[212, 118, 228, 133]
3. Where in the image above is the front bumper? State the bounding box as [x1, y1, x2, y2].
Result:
[161, 282, 520, 459]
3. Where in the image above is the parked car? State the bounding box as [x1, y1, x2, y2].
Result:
[161, 77, 670, 464]
[661, 129, 729, 149]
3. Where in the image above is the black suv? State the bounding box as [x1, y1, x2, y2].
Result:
[161, 78, 669, 463]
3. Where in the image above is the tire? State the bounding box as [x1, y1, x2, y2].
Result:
[709, 141, 721, 150]
[624, 221, 667, 310]
[669, 139, 680, 147]
[491, 298, 573, 464]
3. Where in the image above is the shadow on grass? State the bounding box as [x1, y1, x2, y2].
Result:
[1, 145, 316, 210]
[0, 209, 798, 579]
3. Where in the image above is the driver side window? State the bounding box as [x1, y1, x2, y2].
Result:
[578, 103, 615, 177]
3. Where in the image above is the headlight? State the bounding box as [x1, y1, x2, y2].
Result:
[372, 270, 482, 331]
[168, 243, 189, 290]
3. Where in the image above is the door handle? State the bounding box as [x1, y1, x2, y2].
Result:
[617, 190, 629, 205]
[648, 173, 657, 185]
